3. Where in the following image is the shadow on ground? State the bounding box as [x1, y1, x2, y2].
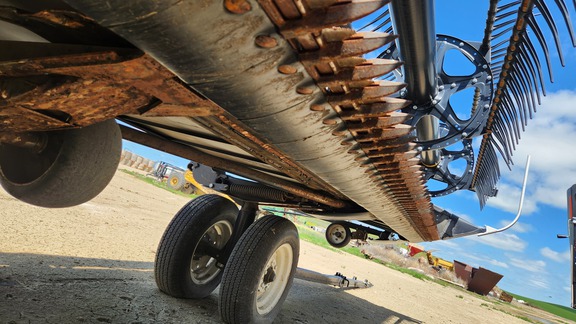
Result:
[0, 253, 421, 323]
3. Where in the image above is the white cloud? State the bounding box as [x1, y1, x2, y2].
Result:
[489, 90, 576, 212]
[529, 278, 549, 289]
[540, 247, 571, 263]
[487, 259, 509, 268]
[486, 181, 538, 215]
[564, 286, 571, 293]
[465, 253, 509, 268]
[466, 232, 527, 252]
[497, 220, 533, 233]
[508, 257, 547, 273]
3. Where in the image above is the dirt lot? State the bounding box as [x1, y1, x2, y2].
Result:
[0, 168, 572, 323]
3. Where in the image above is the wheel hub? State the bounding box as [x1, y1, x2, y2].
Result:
[263, 265, 276, 285]
[190, 220, 233, 285]
[256, 243, 293, 315]
[328, 225, 346, 244]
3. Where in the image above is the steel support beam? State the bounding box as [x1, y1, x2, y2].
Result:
[391, 0, 440, 166]
[120, 124, 347, 209]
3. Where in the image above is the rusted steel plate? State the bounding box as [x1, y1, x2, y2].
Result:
[0, 107, 69, 132]
[0, 50, 223, 131]
[61, 0, 439, 241]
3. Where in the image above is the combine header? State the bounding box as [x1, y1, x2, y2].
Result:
[1, 0, 575, 321]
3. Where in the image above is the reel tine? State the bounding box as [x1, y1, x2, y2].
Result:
[518, 44, 542, 105]
[493, 18, 516, 30]
[514, 56, 538, 115]
[522, 34, 547, 96]
[497, 0, 522, 12]
[358, 8, 389, 31]
[526, 14, 555, 82]
[501, 94, 522, 144]
[553, 0, 576, 46]
[510, 67, 535, 119]
[534, 0, 565, 66]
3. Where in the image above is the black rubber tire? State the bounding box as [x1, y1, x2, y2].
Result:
[0, 120, 121, 208]
[167, 171, 185, 190]
[219, 216, 299, 324]
[325, 222, 351, 248]
[155, 194, 238, 299]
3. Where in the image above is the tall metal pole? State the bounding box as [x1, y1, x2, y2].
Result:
[391, 0, 440, 166]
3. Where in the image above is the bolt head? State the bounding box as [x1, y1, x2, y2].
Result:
[296, 87, 314, 95]
[255, 35, 278, 48]
[278, 65, 297, 74]
[225, 0, 252, 14]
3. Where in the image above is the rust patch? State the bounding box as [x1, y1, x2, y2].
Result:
[32, 11, 84, 28]
[256, 0, 438, 241]
[0, 51, 222, 132]
[255, 35, 279, 48]
[224, 0, 252, 14]
[278, 65, 298, 74]
[296, 86, 314, 94]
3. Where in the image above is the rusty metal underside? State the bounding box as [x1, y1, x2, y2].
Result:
[0, 1, 441, 241]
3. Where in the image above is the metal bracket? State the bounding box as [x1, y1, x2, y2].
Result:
[434, 205, 487, 239]
[295, 268, 373, 289]
[189, 162, 229, 191]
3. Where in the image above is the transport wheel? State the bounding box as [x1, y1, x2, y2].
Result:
[155, 195, 238, 298]
[219, 216, 299, 324]
[167, 171, 185, 190]
[0, 120, 121, 208]
[325, 222, 351, 248]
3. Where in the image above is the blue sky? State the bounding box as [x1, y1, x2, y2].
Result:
[123, 1, 576, 307]
[420, 0, 576, 307]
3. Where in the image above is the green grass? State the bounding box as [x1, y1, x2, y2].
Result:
[119, 169, 199, 199]
[295, 223, 365, 258]
[505, 291, 576, 322]
[294, 223, 432, 281]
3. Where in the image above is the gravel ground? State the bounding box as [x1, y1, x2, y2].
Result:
[0, 168, 572, 324]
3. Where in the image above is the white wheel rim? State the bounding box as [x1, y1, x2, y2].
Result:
[190, 220, 233, 284]
[256, 243, 293, 315]
[327, 224, 347, 244]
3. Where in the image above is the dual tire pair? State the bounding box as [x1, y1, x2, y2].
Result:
[154, 195, 300, 324]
